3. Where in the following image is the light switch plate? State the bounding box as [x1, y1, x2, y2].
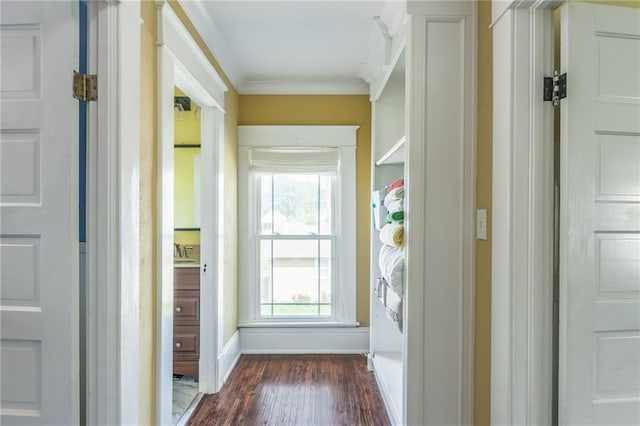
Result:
[477, 209, 487, 240]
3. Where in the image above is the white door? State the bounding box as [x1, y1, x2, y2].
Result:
[559, 3, 640, 425]
[0, 2, 78, 425]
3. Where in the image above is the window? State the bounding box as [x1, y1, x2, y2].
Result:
[258, 174, 334, 317]
[238, 126, 358, 325]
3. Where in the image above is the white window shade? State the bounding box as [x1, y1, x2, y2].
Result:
[249, 147, 340, 174]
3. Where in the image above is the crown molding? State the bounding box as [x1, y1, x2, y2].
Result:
[239, 79, 369, 95]
[178, 0, 242, 91]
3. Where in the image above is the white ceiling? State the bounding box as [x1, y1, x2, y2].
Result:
[180, 1, 390, 94]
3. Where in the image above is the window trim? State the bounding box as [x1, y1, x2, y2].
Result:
[238, 126, 359, 326]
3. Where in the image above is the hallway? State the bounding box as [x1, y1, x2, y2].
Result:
[187, 355, 390, 425]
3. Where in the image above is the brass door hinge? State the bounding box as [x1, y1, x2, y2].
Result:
[73, 71, 97, 101]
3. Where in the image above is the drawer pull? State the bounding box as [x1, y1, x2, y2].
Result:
[175, 306, 182, 313]
[175, 342, 182, 349]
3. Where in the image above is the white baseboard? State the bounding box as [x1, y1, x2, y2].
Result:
[218, 331, 241, 384]
[240, 327, 370, 354]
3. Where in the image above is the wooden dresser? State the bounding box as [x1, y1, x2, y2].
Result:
[173, 267, 200, 380]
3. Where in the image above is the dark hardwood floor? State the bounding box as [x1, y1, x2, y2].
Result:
[187, 354, 391, 426]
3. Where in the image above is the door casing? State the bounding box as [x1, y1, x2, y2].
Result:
[490, 1, 557, 424]
[85, 0, 142, 424]
[155, 2, 228, 424]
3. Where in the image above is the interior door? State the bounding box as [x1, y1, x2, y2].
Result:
[0, 2, 79, 424]
[559, 2, 640, 425]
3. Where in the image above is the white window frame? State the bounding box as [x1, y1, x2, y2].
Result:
[238, 126, 359, 327]
[252, 173, 337, 319]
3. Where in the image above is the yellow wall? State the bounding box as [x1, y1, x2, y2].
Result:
[174, 147, 199, 229]
[139, 2, 239, 423]
[572, 0, 640, 6]
[474, 1, 493, 425]
[238, 95, 372, 326]
[173, 88, 201, 235]
[139, 3, 157, 424]
[174, 88, 201, 145]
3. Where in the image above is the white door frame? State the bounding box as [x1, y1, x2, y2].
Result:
[490, 1, 557, 424]
[86, 0, 141, 424]
[155, 2, 228, 424]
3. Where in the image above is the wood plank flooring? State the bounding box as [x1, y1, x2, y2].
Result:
[187, 354, 391, 426]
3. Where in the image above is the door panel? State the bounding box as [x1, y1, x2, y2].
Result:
[0, 2, 78, 424]
[560, 3, 640, 425]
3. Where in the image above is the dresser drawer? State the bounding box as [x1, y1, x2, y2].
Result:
[173, 266, 200, 380]
[173, 326, 199, 354]
[173, 361, 198, 380]
[174, 292, 199, 322]
[174, 267, 200, 291]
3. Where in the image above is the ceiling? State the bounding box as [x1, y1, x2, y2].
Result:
[180, 1, 391, 94]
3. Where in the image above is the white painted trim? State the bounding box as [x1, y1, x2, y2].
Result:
[238, 125, 359, 147]
[201, 106, 224, 394]
[403, 3, 476, 425]
[156, 33, 175, 426]
[490, 2, 555, 425]
[175, 393, 204, 426]
[88, 1, 141, 424]
[369, 34, 407, 103]
[371, 353, 403, 426]
[159, 3, 226, 108]
[177, 0, 242, 90]
[238, 322, 360, 328]
[463, 5, 478, 426]
[115, 2, 142, 422]
[240, 327, 370, 354]
[237, 126, 359, 326]
[239, 79, 369, 95]
[85, 4, 100, 424]
[491, 0, 563, 27]
[218, 331, 241, 384]
[156, 1, 227, 424]
[361, 2, 408, 100]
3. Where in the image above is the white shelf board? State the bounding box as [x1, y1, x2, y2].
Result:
[375, 136, 405, 166]
[372, 351, 403, 425]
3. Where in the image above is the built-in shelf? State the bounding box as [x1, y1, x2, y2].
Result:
[375, 136, 405, 166]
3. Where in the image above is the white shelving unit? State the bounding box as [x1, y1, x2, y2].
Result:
[369, 48, 405, 426]
[364, 2, 476, 424]
[375, 136, 405, 166]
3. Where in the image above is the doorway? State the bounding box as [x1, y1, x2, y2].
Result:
[172, 88, 203, 423]
[156, 3, 228, 424]
[491, 2, 640, 424]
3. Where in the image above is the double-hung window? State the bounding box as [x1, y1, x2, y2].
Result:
[257, 170, 335, 317]
[238, 126, 357, 326]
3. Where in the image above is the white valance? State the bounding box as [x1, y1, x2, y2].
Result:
[248, 147, 340, 174]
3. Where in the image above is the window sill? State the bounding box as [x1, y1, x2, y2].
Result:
[237, 321, 360, 328]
